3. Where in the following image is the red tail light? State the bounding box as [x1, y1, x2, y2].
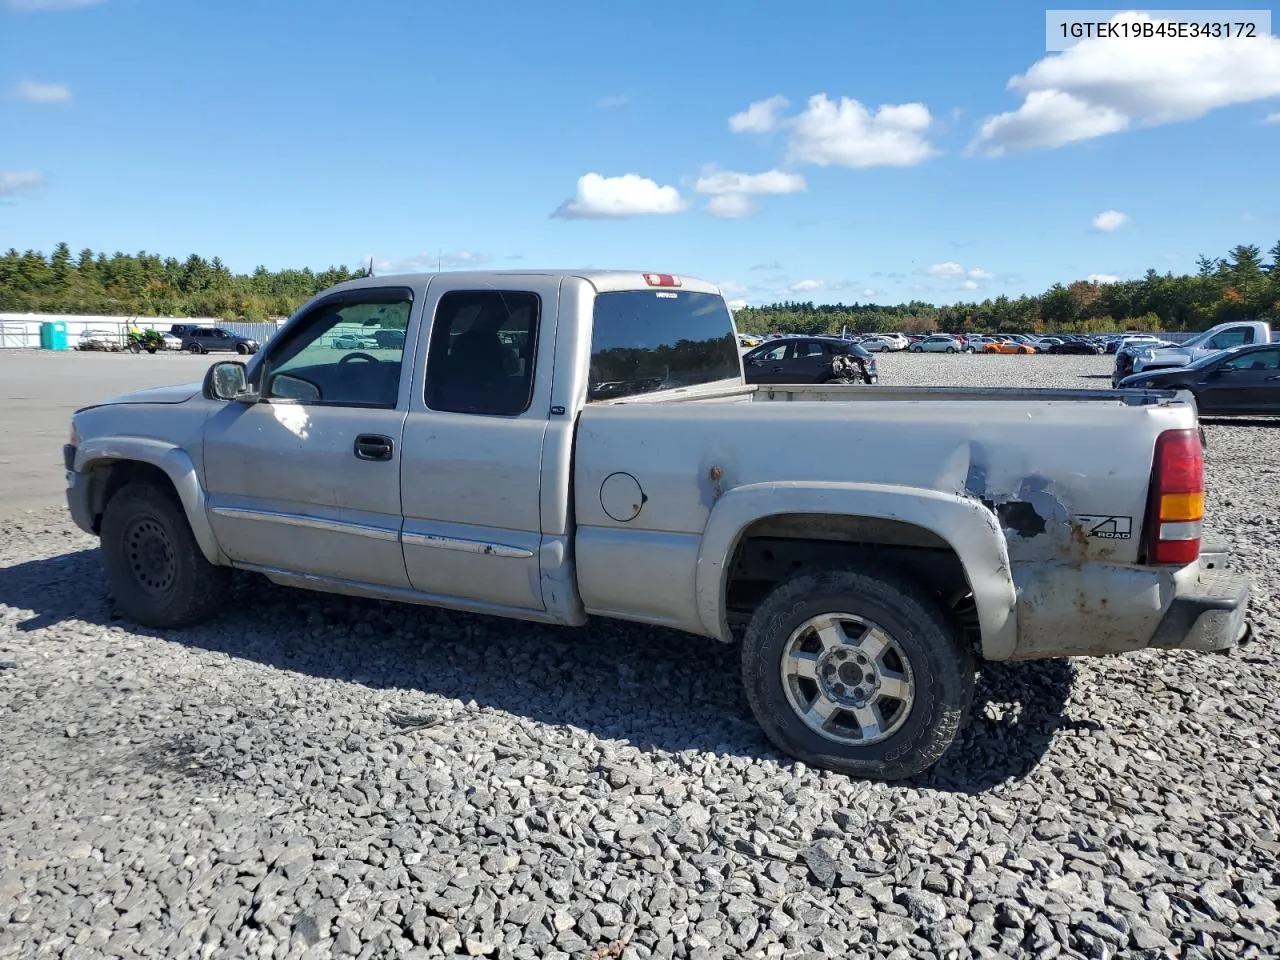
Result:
[643, 273, 681, 287]
[1146, 428, 1203, 565]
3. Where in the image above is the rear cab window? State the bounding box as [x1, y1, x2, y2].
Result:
[587, 289, 741, 402]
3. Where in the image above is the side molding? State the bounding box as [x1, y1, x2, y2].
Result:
[694, 480, 1019, 659]
[74, 437, 223, 565]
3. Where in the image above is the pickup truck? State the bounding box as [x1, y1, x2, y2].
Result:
[1112, 320, 1272, 387]
[64, 271, 1253, 780]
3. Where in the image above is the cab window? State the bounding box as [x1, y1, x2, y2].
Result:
[255, 289, 413, 408]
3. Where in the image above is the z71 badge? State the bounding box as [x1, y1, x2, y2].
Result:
[1074, 515, 1133, 540]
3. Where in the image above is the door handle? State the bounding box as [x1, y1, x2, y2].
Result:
[354, 434, 394, 461]
[771, 365, 783, 372]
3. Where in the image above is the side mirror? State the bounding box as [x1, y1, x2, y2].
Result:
[203, 360, 255, 401]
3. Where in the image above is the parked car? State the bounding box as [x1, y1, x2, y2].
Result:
[76, 329, 121, 352]
[64, 269, 1251, 781]
[1113, 321, 1270, 387]
[1046, 339, 1104, 355]
[332, 333, 379, 350]
[909, 335, 962, 353]
[743, 336, 877, 384]
[983, 339, 1036, 354]
[962, 335, 992, 353]
[178, 326, 261, 355]
[738, 334, 762, 348]
[1117, 342, 1280, 415]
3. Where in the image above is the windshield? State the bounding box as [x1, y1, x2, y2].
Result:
[588, 290, 742, 401]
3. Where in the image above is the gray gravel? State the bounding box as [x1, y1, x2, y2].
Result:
[2, 353, 1278, 960]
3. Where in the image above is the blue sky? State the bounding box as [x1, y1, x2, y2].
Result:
[2, 0, 1279, 307]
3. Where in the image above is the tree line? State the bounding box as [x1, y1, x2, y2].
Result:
[1, 240, 1277, 333]
[0, 243, 367, 321]
[734, 243, 1280, 336]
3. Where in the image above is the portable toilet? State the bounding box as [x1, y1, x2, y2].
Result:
[40, 320, 69, 350]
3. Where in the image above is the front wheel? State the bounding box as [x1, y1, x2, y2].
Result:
[741, 567, 974, 780]
[99, 482, 231, 628]
[236, 343, 250, 355]
[187, 343, 203, 354]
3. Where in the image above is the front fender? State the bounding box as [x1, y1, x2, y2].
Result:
[694, 481, 1018, 659]
[74, 437, 222, 565]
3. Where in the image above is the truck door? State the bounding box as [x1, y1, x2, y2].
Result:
[202, 286, 416, 588]
[398, 277, 560, 612]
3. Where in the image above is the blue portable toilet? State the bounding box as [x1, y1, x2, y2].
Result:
[40, 321, 68, 350]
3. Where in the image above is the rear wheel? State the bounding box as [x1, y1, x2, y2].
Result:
[99, 481, 230, 628]
[946, 346, 957, 353]
[187, 343, 203, 354]
[741, 567, 974, 780]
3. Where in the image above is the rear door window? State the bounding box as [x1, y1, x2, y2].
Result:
[588, 290, 740, 401]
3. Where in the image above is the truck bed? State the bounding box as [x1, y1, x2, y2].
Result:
[751, 384, 1188, 406]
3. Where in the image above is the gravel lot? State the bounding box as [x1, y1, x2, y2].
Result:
[2, 352, 1277, 960]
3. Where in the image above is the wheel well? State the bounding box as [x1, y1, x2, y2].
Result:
[87, 460, 179, 533]
[723, 513, 979, 645]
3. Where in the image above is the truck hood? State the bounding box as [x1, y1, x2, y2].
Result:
[1135, 349, 1192, 368]
[77, 381, 202, 412]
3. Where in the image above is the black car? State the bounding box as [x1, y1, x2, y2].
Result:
[174, 325, 260, 355]
[1046, 338, 1103, 355]
[743, 336, 877, 384]
[1117, 343, 1280, 415]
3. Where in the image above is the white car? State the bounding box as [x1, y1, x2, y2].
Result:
[861, 334, 909, 353]
[879, 333, 910, 351]
[909, 335, 962, 354]
[962, 336, 991, 353]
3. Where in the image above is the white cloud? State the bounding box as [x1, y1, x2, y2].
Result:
[1088, 273, 1121, 284]
[961, 280, 979, 290]
[695, 168, 806, 218]
[726, 298, 749, 311]
[0, 170, 43, 197]
[729, 95, 789, 133]
[4, 0, 105, 7]
[861, 287, 877, 298]
[13, 80, 71, 103]
[971, 11, 1280, 155]
[1264, 112, 1280, 124]
[969, 90, 1129, 156]
[552, 172, 687, 219]
[718, 280, 748, 296]
[749, 261, 782, 272]
[967, 267, 994, 280]
[787, 279, 825, 292]
[706, 194, 754, 218]
[1092, 209, 1128, 232]
[928, 261, 965, 278]
[695, 169, 806, 196]
[597, 94, 628, 108]
[787, 94, 938, 168]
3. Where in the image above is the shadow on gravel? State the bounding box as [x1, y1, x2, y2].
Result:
[0, 548, 1072, 792]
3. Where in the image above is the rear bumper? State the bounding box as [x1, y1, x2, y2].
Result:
[1007, 541, 1252, 660]
[1147, 563, 1251, 654]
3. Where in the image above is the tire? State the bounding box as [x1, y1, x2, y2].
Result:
[99, 481, 231, 629]
[236, 343, 249, 355]
[127, 341, 141, 354]
[946, 346, 957, 353]
[741, 566, 975, 780]
[146, 347, 156, 354]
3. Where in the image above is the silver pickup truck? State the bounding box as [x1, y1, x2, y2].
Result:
[65, 271, 1252, 780]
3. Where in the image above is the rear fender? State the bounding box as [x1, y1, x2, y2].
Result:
[695, 481, 1018, 659]
[74, 437, 222, 564]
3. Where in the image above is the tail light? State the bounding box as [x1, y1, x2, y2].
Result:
[643, 273, 681, 287]
[1145, 428, 1203, 565]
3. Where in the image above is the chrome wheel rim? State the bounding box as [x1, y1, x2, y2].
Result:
[779, 612, 915, 746]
